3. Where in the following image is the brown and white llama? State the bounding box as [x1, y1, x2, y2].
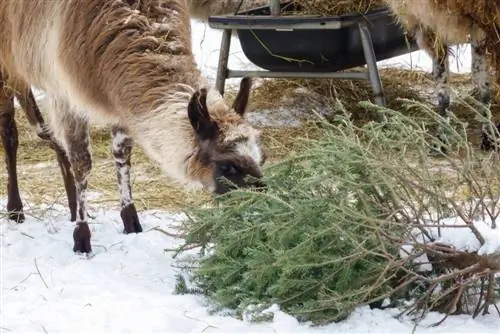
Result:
[382, 0, 500, 151]
[0, 0, 266, 254]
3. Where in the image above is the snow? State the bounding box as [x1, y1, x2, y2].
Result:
[400, 216, 500, 272]
[2, 19, 499, 334]
[435, 217, 500, 256]
[2, 201, 500, 333]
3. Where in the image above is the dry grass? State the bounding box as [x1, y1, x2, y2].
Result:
[2, 67, 499, 215]
[248, 67, 500, 147]
[287, 0, 386, 16]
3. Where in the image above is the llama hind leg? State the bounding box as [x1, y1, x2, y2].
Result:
[0, 84, 24, 222]
[471, 38, 496, 150]
[415, 27, 451, 152]
[111, 125, 142, 234]
[15, 89, 77, 221]
[49, 98, 93, 253]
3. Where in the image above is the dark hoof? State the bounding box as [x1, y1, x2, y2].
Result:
[73, 222, 92, 253]
[121, 203, 142, 234]
[7, 210, 25, 223]
[7, 202, 25, 223]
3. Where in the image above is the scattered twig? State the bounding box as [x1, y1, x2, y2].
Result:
[201, 325, 218, 333]
[107, 241, 124, 251]
[92, 244, 108, 252]
[9, 273, 36, 290]
[473, 277, 487, 318]
[20, 232, 35, 239]
[183, 311, 218, 332]
[148, 226, 183, 238]
[166, 243, 202, 259]
[431, 285, 465, 327]
[34, 258, 49, 289]
[448, 202, 486, 245]
[482, 272, 496, 315]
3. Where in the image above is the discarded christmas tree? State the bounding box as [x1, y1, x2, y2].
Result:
[176, 96, 500, 325]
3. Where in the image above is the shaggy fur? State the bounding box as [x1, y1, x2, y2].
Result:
[0, 0, 266, 254]
[383, 0, 500, 151]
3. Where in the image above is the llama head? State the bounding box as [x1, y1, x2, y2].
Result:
[187, 77, 267, 195]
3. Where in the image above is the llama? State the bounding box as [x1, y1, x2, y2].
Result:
[0, 78, 77, 223]
[0, 0, 266, 254]
[377, 1, 500, 151]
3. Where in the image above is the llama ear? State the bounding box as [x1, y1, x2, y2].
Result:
[232, 76, 252, 116]
[188, 88, 219, 141]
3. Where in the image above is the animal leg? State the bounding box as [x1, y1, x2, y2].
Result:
[0, 79, 24, 222]
[15, 89, 77, 221]
[111, 124, 142, 234]
[49, 98, 93, 253]
[471, 38, 496, 150]
[415, 27, 451, 152]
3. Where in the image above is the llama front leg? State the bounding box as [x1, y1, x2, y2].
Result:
[415, 27, 451, 152]
[15, 89, 77, 221]
[111, 125, 142, 234]
[0, 85, 24, 222]
[49, 98, 93, 253]
[67, 119, 92, 253]
[471, 38, 496, 150]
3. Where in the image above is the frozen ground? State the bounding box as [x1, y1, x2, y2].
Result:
[2, 20, 498, 334]
[1, 201, 499, 333]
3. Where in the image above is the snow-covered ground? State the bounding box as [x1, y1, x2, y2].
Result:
[2, 201, 499, 333]
[2, 20, 498, 333]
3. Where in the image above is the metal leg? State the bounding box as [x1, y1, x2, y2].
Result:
[358, 22, 386, 108]
[215, 29, 232, 95]
[269, 0, 280, 15]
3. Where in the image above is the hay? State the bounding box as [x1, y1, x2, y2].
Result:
[286, 0, 386, 16]
[248, 67, 500, 148]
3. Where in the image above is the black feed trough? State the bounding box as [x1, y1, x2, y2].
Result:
[208, 2, 419, 73]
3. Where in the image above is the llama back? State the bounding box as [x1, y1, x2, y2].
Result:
[0, 0, 202, 118]
[0, 1, 65, 92]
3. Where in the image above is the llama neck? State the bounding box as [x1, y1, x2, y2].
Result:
[127, 84, 215, 189]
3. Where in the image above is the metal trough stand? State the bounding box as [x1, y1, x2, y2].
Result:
[208, 0, 386, 107]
